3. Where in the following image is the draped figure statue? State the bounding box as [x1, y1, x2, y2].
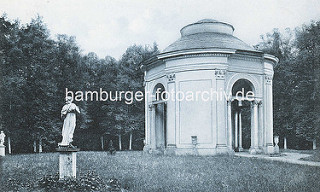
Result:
[59, 96, 80, 147]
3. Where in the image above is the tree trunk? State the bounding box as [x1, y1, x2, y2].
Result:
[129, 132, 133, 150]
[100, 136, 104, 150]
[8, 137, 11, 154]
[313, 139, 316, 150]
[118, 134, 122, 151]
[33, 140, 37, 153]
[284, 137, 287, 150]
[38, 139, 42, 153]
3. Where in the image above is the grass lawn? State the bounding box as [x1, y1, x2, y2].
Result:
[280, 149, 320, 162]
[298, 150, 320, 162]
[1, 151, 320, 191]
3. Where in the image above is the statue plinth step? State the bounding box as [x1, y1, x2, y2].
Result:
[56, 147, 80, 152]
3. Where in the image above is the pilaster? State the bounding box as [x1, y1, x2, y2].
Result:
[215, 69, 228, 153]
[166, 73, 176, 148]
[265, 74, 274, 154]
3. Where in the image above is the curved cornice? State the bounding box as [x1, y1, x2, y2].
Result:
[158, 48, 236, 60]
[263, 54, 279, 63]
[142, 48, 278, 71]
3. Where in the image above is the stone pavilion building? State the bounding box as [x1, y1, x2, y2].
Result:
[142, 19, 278, 155]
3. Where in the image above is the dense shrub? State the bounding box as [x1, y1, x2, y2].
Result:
[34, 171, 123, 191]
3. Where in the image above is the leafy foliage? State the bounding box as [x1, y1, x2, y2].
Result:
[0, 15, 157, 153]
[255, 21, 320, 147]
[36, 172, 112, 191]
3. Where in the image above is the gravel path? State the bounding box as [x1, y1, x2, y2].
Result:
[235, 152, 320, 167]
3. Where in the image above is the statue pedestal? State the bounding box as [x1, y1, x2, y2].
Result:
[56, 147, 80, 180]
[0, 145, 5, 156]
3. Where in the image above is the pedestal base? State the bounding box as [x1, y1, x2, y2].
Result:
[0, 145, 5, 156]
[265, 144, 274, 154]
[56, 147, 80, 180]
[143, 145, 152, 154]
[274, 145, 280, 154]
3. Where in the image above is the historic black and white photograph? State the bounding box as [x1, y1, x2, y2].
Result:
[1, 0, 320, 191]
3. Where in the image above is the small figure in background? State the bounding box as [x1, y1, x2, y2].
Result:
[108, 140, 116, 155]
[59, 96, 80, 147]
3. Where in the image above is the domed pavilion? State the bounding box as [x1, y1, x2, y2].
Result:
[142, 19, 278, 155]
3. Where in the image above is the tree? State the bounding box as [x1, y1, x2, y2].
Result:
[0, 15, 89, 152]
[0, 14, 23, 152]
[0, 13, 159, 152]
[293, 21, 320, 148]
[115, 44, 159, 150]
[256, 21, 320, 149]
[0, 15, 60, 152]
[255, 28, 296, 146]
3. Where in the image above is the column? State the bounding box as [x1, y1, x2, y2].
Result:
[265, 75, 274, 154]
[161, 103, 166, 148]
[253, 100, 259, 149]
[250, 100, 259, 154]
[234, 111, 238, 149]
[215, 69, 227, 152]
[143, 82, 150, 152]
[238, 109, 243, 151]
[227, 99, 232, 149]
[250, 102, 254, 150]
[150, 104, 156, 149]
[258, 100, 263, 148]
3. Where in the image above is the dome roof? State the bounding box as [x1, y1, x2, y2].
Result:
[163, 19, 255, 53]
[195, 19, 219, 23]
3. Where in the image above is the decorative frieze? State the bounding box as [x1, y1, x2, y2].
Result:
[167, 73, 176, 82]
[251, 99, 259, 108]
[148, 104, 155, 111]
[265, 74, 273, 84]
[161, 52, 230, 62]
[227, 98, 232, 106]
[214, 69, 226, 79]
[230, 55, 263, 62]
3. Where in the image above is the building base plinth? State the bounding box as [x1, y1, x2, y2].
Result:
[216, 144, 232, 154]
[145, 145, 237, 156]
[249, 147, 262, 154]
[164, 145, 176, 155]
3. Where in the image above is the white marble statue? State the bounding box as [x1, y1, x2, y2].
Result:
[59, 96, 80, 147]
[0, 131, 5, 146]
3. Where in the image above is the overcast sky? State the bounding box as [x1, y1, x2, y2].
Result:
[1, 0, 320, 59]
